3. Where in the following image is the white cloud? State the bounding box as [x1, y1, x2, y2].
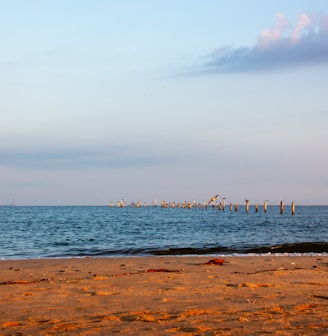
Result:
[290, 13, 314, 43]
[258, 13, 290, 47]
[195, 13, 328, 73]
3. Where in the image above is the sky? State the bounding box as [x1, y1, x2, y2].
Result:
[1, 0, 328, 206]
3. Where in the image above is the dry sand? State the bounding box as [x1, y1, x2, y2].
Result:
[0, 256, 327, 335]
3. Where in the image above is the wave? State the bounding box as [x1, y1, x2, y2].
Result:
[151, 242, 328, 256]
[246, 242, 328, 254]
[44, 242, 328, 259]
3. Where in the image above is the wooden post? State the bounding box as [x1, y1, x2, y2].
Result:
[222, 198, 226, 211]
[291, 201, 295, 215]
[280, 200, 284, 214]
[229, 203, 233, 211]
[245, 199, 249, 213]
[263, 201, 267, 213]
[235, 203, 238, 212]
[255, 204, 258, 212]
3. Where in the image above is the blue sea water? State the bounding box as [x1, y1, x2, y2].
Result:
[0, 205, 328, 260]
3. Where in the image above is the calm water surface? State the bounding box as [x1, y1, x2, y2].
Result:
[1, 206, 327, 259]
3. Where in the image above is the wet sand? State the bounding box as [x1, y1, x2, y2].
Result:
[1, 256, 328, 335]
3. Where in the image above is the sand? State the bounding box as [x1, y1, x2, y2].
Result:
[0, 256, 327, 335]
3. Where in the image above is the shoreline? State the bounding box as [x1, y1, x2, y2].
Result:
[2, 252, 328, 261]
[2, 251, 328, 261]
[1, 256, 328, 335]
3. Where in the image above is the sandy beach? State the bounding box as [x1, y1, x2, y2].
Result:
[1, 256, 327, 335]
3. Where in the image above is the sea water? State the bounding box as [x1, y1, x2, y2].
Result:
[0, 206, 327, 259]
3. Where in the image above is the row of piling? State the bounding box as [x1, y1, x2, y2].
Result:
[233, 200, 295, 215]
[110, 199, 296, 215]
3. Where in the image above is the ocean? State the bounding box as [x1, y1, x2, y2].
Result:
[1, 205, 327, 260]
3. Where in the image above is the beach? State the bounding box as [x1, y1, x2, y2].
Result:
[1, 256, 327, 335]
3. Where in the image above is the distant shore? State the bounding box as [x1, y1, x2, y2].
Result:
[1, 256, 327, 335]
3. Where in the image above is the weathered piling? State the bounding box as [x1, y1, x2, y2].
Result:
[255, 204, 258, 212]
[264, 201, 268, 213]
[222, 198, 226, 211]
[235, 203, 238, 212]
[280, 200, 284, 214]
[291, 201, 295, 215]
[229, 203, 233, 211]
[245, 199, 249, 213]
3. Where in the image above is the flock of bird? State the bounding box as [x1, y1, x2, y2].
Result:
[110, 194, 221, 209]
[109, 194, 295, 214]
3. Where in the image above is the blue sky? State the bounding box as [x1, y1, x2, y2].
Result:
[1, 0, 328, 205]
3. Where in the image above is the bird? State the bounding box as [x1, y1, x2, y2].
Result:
[208, 194, 219, 205]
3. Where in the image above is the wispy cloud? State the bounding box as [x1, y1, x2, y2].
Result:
[195, 13, 328, 73]
[0, 145, 187, 170]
